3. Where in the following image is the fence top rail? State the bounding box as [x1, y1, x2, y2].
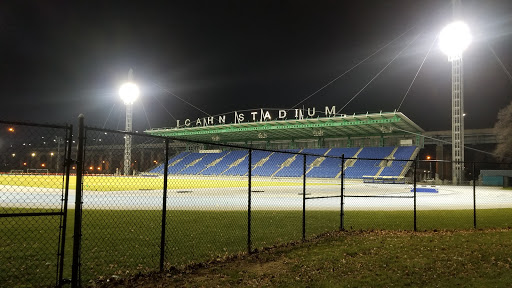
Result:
[416, 159, 512, 165]
[84, 125, 169, 140]
[0, 119, 71, 130]
[342, 156, 414, 162]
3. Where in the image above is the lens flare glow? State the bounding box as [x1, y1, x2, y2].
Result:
[119, 82, 140, 105]
[439, 21, 472, 60]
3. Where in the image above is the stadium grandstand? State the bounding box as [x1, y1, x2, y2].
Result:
[144, 111, 423, 181]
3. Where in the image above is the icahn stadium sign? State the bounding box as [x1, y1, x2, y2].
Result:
[176, 106, 348, 128]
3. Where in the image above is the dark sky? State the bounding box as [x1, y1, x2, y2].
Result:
[1, 0, 511, 132]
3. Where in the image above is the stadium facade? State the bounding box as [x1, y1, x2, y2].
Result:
[145, 111, 424, 149]
[139, 111, 425, 181]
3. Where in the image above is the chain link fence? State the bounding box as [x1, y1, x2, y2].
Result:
[0, 120, 72, 287]
[78, 127, 166, 284]
[164, 142, 250, 269]
[342, 157, 415, 230]
[2, 117, 512, 287]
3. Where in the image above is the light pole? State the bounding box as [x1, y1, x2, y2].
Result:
[426, 155, 432, 179]
[54, 136, 63, 173]
[439, 1, 471, 185]
[119, 69, 140, 176]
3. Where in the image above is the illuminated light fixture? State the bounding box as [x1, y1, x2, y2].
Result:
[23, 162, 27, 166]
[89, 166, 93, 170]
[439, 21, 472, 61]
[50, 152, 54, 156]
[119, 82, 140, 105]
[12, 153, 15, 157]
[8, 127, 14, 132]
[31, 152, 36, 157]
[426, 156, 431, 160]
[41, 163, 46, 167]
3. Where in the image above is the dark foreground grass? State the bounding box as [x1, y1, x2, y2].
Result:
[111, 229, 512, 288]
[1, 208, 511, 287]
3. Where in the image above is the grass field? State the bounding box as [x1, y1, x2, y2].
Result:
[1, 174, 511, 286]
[1, 208, 511, 287]
[116, 229, 512, 287]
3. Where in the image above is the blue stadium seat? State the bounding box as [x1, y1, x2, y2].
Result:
[252, 152, 292, 176]
[379, 146, 416, 177]
[150, 146, 416, 180]
[168, 153, 204, 174]
[148, 152, 190, 174]
[179, 151, 229, 175]
[344, 147, 394, 179]
[274, 155, 304, 177]
[201, 150, 248, 175]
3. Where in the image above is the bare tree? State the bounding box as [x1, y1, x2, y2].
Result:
[494, 101, 512, 160]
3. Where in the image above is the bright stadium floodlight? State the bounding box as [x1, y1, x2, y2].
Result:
[439, 21, 472, 61]
[119, 82, 140, 105]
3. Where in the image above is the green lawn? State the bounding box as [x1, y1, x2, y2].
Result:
[130, 229, 512, 287]
[1, 208, 511, 287]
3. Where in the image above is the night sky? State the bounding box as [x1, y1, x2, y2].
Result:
[1, 0, 511, 132]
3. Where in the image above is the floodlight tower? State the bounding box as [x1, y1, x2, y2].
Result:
[439, 0, 471, 185]
[119, 69, 140, 176]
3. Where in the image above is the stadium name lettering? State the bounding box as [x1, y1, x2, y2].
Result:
[176, 106, 347, 128]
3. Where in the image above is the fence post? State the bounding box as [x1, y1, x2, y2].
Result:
[57, 124, 73, 287]
[413, 157, 417, 232]
[160, 139, 169, 271]
[340, 154, 344, 231]
[71, 115, 85, 288]
[302, 154, 306, 241]
[473, 161, 476, 229]
[247, 149, 252, 254]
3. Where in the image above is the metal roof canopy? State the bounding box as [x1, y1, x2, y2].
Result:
[145, 112, 424, 143]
